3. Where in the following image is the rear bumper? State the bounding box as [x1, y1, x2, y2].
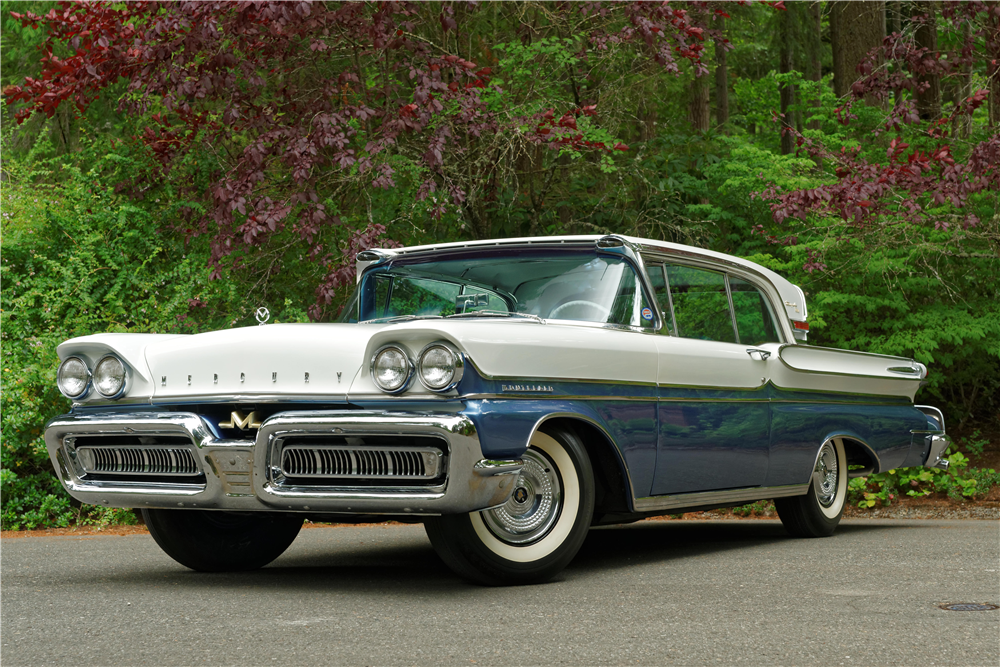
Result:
[923, 434, 951, 471]
[44, 410, 522, 515]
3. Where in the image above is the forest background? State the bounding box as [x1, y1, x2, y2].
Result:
[2, 1, 998, 529]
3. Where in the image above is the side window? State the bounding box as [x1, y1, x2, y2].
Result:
[384, 277, 460, 318]
[730, 277, 781, 345]
[646, 264, 675, 335]
[607, 267, 655, 329]
[665, 265, 737, 343]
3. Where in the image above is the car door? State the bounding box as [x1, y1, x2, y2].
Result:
[647, 262, 782, 496]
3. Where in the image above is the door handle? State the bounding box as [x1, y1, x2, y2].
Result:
[746, 348, 771, 361]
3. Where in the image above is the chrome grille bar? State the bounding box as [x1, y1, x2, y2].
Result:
[77, 446, 200, 476]
[280, 444, 443, 479]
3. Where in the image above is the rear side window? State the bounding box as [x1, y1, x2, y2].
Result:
[730, 277, 781, 345]
[647, 261, 783, 345]
[664, 265, 736, 343]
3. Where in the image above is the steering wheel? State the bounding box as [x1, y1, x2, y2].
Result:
[548, 300, 611, 321]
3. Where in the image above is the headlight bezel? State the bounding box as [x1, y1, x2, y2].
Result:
[417, 341, 464, 392]
[57, 356, 92, 400]
[92, 354, 130, 400]
[370, 344, 415, 394]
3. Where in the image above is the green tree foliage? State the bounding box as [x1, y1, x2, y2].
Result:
[2, 1, 997, 528]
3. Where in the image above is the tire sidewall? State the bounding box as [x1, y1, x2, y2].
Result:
[426, 425, 595, 584]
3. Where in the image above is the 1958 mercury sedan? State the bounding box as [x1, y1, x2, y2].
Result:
[45, 235, 950, 585]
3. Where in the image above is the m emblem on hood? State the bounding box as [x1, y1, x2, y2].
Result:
[219, 411, 262, 430]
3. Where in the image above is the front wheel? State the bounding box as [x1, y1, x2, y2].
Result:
[142, 509, 303, 572]
[424, 426, 595, 585]
[775, 438, 848, 538]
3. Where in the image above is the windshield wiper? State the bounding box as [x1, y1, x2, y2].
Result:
[362, 314, 443, 324]
[445, 310, 544, 323]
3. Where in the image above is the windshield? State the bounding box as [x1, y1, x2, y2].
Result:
[341, 249, 655, 328]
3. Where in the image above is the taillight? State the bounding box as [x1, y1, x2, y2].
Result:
[792, 320, 809, 331]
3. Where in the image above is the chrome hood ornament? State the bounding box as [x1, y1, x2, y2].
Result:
[255, 306, 270, 326]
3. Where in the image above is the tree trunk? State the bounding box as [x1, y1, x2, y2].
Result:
[779, 7, 795, 155]
[714, 17, 729, 127]
[913, 4, 941, 121]
[831, 1, 886, 99]
[689, 72, 710, 133]
[953, 20, 971, 138]
[808, 1, 823, 131]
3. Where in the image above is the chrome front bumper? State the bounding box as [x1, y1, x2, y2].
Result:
[44, 410, 523, 515]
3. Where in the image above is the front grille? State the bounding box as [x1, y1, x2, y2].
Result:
[282, 446, 439, 478]
[67, 435, 204, 482]
[78, 445, 200, 476]
[276, 435, 446, 485]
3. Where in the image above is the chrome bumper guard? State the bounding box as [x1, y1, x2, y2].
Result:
[923, 434, 951, 471]
[44, 411, 523, 515]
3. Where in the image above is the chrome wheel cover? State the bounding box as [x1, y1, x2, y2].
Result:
[813, 442, 840, 507]
[482, 448, 563, 545]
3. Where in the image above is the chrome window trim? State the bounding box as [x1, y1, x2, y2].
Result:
[641, 251, 792, 345]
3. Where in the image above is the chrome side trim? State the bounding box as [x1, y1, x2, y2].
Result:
[634, 483, 809, 512]
[776, 344, 926, 381]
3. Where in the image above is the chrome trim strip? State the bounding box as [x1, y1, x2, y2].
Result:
[776, 344, 926, 381]
[633, 483, 809, 512]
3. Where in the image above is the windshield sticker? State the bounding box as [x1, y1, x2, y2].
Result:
[641, 307, 653, 321]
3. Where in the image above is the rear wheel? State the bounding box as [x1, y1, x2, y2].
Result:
[142, 509, 303, 572]
[424, 426, 595, 585]
[775, 438, 848, 538]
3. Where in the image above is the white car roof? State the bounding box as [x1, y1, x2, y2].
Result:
[358, 234, 807, 322]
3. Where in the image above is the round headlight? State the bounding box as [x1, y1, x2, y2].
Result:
[93, 355, 127, 398]
[418, 343, 461, 391]
[372, 345, 412, 393]
[57, 356, 91, 399]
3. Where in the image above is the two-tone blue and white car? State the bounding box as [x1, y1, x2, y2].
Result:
[45, 235, 949, 585]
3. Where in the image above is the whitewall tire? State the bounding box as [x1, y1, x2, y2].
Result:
[424, 426, 595, 585]
[775, 437, 848, 538]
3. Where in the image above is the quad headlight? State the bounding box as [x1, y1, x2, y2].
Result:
[418, 342, 463, 392]
[93, 354, 128, 398]
[371, 345, 413, 393]
[57, 356, 91, 399]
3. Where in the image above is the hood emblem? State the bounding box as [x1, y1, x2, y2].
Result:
[220, 411, 262, 430]
[255, 306, 270, 326]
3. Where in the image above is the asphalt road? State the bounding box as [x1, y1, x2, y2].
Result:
[2, 519, 998, 666]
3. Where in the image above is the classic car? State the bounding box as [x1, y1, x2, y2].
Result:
[45, 234, 950, 585]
